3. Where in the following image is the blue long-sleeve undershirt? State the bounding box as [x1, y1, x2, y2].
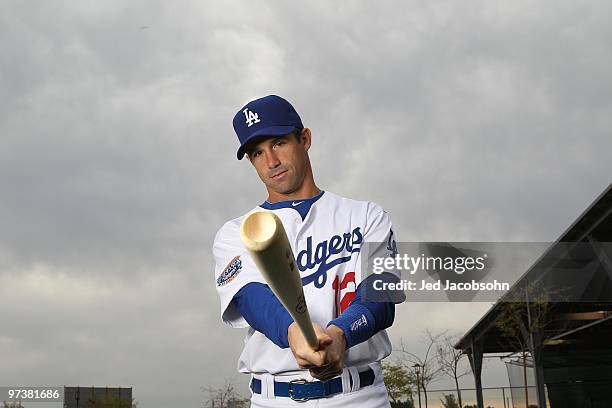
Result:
[233, 283, 294, 348]
[328, 274, 396, 348]
[233, 275, 397, 349]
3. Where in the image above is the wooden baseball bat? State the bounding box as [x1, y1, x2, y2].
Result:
[240, 210, 318, 349]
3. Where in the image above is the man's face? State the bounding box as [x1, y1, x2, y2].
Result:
[246, 130, 311, 196]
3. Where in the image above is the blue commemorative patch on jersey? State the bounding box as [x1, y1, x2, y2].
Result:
[217, 256, 242, 286]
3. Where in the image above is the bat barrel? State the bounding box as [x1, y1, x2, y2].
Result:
[241, 211, 279, 251]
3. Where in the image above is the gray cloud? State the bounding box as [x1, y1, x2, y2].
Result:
[1, 0, 611, 406]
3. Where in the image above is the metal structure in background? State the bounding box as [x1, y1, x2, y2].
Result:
[505, 355, 537, 408]
[63, 386, 132, 408]
[456, 182, 612, 408]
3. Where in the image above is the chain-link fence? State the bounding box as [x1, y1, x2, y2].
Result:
[405, 385, 548, 408]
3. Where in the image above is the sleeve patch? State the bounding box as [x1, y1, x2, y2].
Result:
[217, 256, 242, 286]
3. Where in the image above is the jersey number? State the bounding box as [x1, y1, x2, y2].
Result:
[332, 272, 356, 317]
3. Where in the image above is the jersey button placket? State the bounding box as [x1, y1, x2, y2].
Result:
[294, 216, 304, 282]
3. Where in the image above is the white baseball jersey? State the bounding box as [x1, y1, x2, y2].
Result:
[213, 191, 397, 375]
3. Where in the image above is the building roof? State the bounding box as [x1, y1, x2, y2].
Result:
[455, 182, 612, 354]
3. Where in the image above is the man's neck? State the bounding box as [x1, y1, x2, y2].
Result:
[266, 184, 322, 203]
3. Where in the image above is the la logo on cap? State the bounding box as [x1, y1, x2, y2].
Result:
[243, 108, 261, 127]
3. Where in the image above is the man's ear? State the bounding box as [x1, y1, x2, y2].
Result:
[301, 128, 312, 151]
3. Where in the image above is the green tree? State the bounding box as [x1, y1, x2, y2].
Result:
[383, 361, 415, 405]
[391, 401, 415, 408]
[496, 282, 555, 408]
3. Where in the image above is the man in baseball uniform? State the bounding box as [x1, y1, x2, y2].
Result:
[214, 95, 400, 407]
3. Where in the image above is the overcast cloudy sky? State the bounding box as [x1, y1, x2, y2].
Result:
[1, 1, 611, 407]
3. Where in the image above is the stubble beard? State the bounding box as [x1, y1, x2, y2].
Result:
[268, 167, 306, 196]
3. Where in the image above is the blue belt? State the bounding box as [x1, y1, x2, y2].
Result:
[250, 368, 375, 401]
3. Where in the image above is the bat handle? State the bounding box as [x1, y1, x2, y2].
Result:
[302, 323, 319, 350]
[290, 313, 319, 349]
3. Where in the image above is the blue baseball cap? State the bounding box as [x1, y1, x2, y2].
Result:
[232, 95, 303, 160]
